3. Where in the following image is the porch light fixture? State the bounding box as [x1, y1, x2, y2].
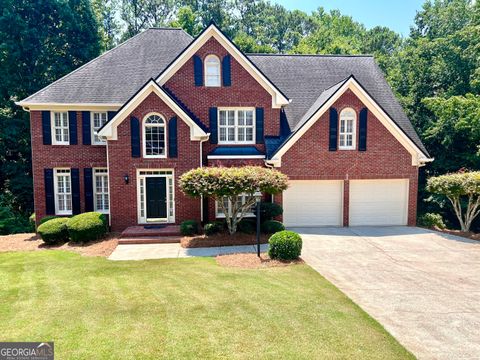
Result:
[124, 174, 129, 184]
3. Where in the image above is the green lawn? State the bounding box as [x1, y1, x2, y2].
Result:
[0, 251, 413, 359]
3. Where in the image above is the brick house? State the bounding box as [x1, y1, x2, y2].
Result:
[17, 24, 432, 231]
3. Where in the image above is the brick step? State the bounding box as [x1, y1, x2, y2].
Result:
[120, 225, 181, 238]
[118, 236, 181, 245]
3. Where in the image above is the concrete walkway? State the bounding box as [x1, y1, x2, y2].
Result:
[294, 226, 480, 360]
[109, 243, 269, 261]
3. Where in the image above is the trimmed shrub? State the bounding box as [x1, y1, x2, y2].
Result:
[29, 213, 36, 228]
[260, 202, 283, 220]
[37, 217, 69, 244]
[40, 215, 59, 225]
[181, 220, 199, 236]
[66, 212, 107, 243]
[204, 222, 221, 236]
[238, 219, 255, 234]
[261, 220, 285, 234]
[268, 230, 302, 260]
[418, 213, 446, 229]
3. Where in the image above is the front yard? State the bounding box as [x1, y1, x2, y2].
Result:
[0, 250, 413, 359]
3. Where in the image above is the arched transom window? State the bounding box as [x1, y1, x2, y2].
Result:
[205, 55, 221, 87]
[143, 114, 166, 157]
[339, 108, 356, 150]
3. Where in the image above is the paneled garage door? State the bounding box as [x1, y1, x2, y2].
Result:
[349, 179, 409, 226]
[283, 180, 343, 227]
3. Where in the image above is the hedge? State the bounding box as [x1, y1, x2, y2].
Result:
[268, 230, 302, 260]
[37, 217, 69, 244]
[66, 212, 107, 243]
[261, 220, 285, 234]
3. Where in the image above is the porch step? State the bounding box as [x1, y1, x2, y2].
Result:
[118, 236, 181, 245]
[120, 225, 181, 238]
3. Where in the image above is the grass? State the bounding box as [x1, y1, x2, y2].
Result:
[0, 251, 414, 359]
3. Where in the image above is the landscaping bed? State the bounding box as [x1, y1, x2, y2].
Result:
[181, 232, 269, 248]
[431, 227, 480, 241]
[216, 252, 302, 269]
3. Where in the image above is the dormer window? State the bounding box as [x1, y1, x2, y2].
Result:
[339, 108, 356, 150]
[143, 113, 166, 158]
[205, 55, 221, 87]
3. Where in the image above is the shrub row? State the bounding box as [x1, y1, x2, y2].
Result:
[37, 212, 108, 245]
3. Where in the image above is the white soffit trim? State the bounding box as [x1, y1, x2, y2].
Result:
[156, 24, 289, 108]
[15, 102, 123, 111]
[98, 80, 207, 140]
[271, 77, 432, 166]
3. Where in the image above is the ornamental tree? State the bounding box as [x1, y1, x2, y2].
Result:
[179, 166, 289, 235]
[427, 171, 480, 232]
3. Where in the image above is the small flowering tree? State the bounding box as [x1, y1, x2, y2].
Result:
[427, 171, 480, 231]
[179, 166, 289, 235]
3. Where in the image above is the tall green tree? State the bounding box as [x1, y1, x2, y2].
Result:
[0, 0, 101, 230]
[91, 0, 121, 50]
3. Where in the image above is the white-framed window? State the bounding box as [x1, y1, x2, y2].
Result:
[91, 112, 108, 145]
[94, 168, 109, 213]
[339, 108, 356, 150]
[218, 108, 255, 144]
[215, 193, 261, 218]
[54, 168, 72, 215]
[205, 54, 221, 87]
[143, 113, 167, 158]
[51, 112, 69, 145]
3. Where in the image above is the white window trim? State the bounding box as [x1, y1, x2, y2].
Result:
[54, 168, 72, 215]
[51, 111, 69, 145]
[93, 168, 109, 214]
[142, 112, 167, 159]
[218, 107, 255, 144]
[136, 169, 175, 224]
[204, 54, 221, 87]
[91, 111, 108, 145]
[215, 193, 261, 218]
[339, 107, 356, 150]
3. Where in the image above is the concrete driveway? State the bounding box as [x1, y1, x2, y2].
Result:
[293, 226, 480, 360]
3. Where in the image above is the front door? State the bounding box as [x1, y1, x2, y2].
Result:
[146, 177, 167, 220]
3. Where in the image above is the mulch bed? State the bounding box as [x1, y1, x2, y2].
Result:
[181, 232, 269, 248]
[430, 227, 480, 241]
[216, 252, 303, 269]
[0, 232, 119, 257]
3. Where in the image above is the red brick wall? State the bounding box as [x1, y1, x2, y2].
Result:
[165, 37, 281, 159]
[30, 110, 107, 227]
[107, 92, 201, 231]
[278, 89, 419, 225]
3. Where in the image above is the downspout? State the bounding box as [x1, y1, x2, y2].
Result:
[106, 139, 112, 228]
[199, 134, 210, 222]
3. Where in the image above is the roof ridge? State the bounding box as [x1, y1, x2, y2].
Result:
[247, 53, 374, 58]
[20, 30, 151, 104]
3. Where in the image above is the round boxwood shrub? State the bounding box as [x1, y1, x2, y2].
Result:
[204, 222, 221, 236]
[261, 220, 285, 234]
[238, 219, 255, 234]
[181, 220, 199, 236]
[268, 230, 302, 260]
[39, 215, 60, 225]
[37, 217, 70, 245]
[66, 212, 107, 243]
[418, 213, 446, 229]
[260, 202, 283, 220]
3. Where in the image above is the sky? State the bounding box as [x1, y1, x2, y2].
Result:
[272, 0, 426, 36]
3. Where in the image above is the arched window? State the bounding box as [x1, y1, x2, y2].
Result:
[205, 55, 221, 87]
[143, 113, 166, 157]
[339, 108, 356, 150]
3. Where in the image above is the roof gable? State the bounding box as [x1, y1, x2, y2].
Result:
[268, 76, 432, 166]
[156, 23, 289, 108]
[98, 79, 207, 140]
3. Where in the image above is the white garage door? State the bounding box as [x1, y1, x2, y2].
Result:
[349, 179, 409, 226]
[283, 180, 343, 227]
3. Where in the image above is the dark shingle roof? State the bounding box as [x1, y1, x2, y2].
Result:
[20, 28, 193, 104]
[248, 54, 428, 156]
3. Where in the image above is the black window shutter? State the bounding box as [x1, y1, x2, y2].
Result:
[82, 111, 91, 145]
[222, 55, 231, 86]
[68, 111, 77, 145]
[209, 107, 218, 144]
[71, 168, 81, 214]
[130, 116, 141, 157]
[168, 116, 178, 158]
[44, 169, 55, 215]
[107, 111, 116, 121]
[193, 55, 203, 86]
[42, 111, 51, 145]
[358, 107, 368, 151]
[255, 107, 264, 144]
[84, 168, 94, 212]
[329, 108, 338, 151]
